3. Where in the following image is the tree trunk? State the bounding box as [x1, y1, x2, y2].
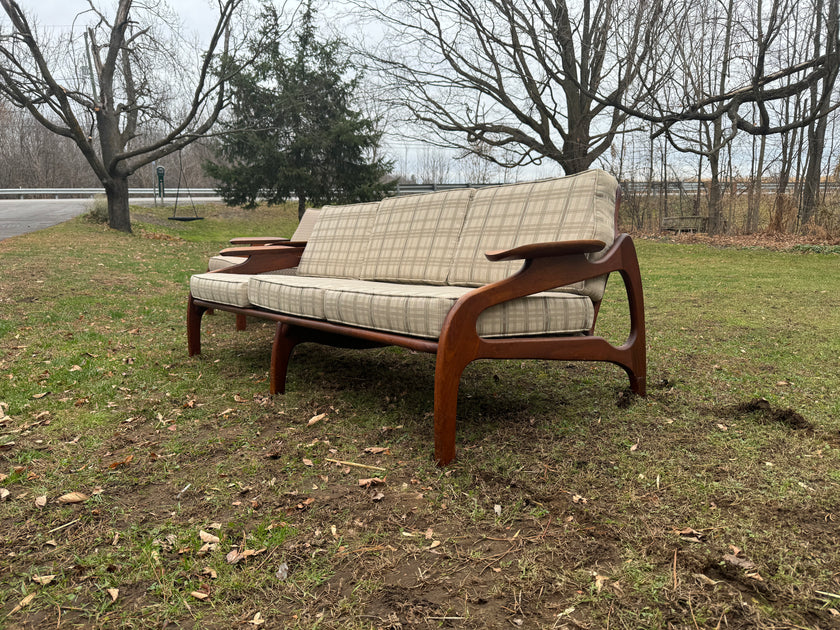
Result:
[105, 176, 132, 233]
[747, 134, 765, 233]
[297, 193, 306, 220]
[708, 153, 725, 235]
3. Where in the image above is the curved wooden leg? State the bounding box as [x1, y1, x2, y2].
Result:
[236, 314, 247, 331]
[270, 323, 301, 395]
[433, 352, 472, 466]
[187, 295, 207, 356]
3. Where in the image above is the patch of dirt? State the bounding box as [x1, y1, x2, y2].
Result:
[719, 397, 813, 430]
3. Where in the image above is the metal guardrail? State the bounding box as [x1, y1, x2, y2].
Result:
[2, 181, 838, 199]
[0, 188, 218, 199]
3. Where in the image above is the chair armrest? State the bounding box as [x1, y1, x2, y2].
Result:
[213, 245, 305, 274]
[485, 239, 607, 261]
[445, 234, 643, 331]
[229, 236, 290, 245]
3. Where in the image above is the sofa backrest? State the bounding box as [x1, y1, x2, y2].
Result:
[296, 202, 380, 278]
[291, 207, 322, 241]
[295, 171, 618, 298]
[446, 170, 618, 300]
[359, 189, 474, 285]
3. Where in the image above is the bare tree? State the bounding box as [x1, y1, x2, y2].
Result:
[360, 0, 672, 175]
[799, 0, 840, 226]
[0, 0, 245, 232]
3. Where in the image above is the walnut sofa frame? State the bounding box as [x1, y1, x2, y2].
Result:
[187, 191, 646, 466]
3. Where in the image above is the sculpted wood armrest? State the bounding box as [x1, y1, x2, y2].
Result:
[449, 234, 643, 330]
[485, 239, 607, 262]
[213, 245, 305, 274]
[229, 236, 290, 245]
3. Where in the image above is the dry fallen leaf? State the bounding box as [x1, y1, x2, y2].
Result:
[594, 574, 609, 593]
[307, 413, 327, 426]
[364, 446, 390, 455]
[9, 592, 36, 614]
[248, 612, 265, 626]
[0, 488, 10, 501]
[107, 588, 119, 602]
[35, 495, 47, 508]
[32, 575, 55, 585]
[202, 567, 218, 579]
[723, 554, 757, 570]
[108, 454, 134, 469]
[57, 492, 88, 504]
[190, 590, 209, 600]
[302, 458, 313, 467]
[358, 477, 385, 488]
[226, 549, 244, 564]
[199, 530, 220, 544]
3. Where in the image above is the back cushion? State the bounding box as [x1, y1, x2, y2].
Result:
[290, 207, 322, 241]
[360, 188, 474, 285]
[447, 170, 618, 300]
[297, 202, 380, 279]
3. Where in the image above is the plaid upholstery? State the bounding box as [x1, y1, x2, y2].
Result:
[447, 171, 617, 300]
[208, 255, 246, 271]
[291, 207, 321, 241]
[190, 273, 252, 307]
[243, 276, 593, 339]
[249, 275, 335, 320]
[360, 189, 474, 285]
[297, 202, 380, 279]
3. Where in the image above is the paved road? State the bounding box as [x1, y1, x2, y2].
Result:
[0, 197, 219, 241]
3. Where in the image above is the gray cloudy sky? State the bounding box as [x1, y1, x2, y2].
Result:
[24, 0, 225, 42]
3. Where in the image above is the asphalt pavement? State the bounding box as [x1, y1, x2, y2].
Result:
[0, 197, 218, 241]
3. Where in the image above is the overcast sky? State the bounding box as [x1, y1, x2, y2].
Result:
[22, 0, 227, 43]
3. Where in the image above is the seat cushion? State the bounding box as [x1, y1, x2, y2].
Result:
[447, 171, 617, 300]
[360, 189, 474, 285]
[247, 276, 594, 339]
[296, 202, 380, 279]
[190, 272, 252, 307]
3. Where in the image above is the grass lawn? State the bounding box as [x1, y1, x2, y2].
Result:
[1, 203, 839, 629]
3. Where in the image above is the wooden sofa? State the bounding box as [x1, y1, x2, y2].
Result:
[187, 170, 646, 465]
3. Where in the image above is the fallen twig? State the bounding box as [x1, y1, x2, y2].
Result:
[325, 458, 386, 472]
[47, 519, 80, 534]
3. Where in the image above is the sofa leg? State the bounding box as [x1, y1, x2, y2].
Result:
[270, 323, 300, 395]
[235, 314, 247, 331]
[433, 354, 471, 466]
[187, 295, 207, 356]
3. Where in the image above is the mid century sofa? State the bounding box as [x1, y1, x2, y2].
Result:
[187, 170, 646, 465]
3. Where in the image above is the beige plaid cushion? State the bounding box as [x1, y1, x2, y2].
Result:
[249, 274, 335, 319]
[360, 189, 474, 285]
[190, 273, 252, 307]
[447, 171, 617, 300]
[291, 207, 321, 241]
[207, 255, 246, 271]
[244, 276, 593, 339]
[297, 202, 380, 279]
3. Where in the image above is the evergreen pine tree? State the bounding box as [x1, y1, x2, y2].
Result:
[205, 1, 393, 217]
